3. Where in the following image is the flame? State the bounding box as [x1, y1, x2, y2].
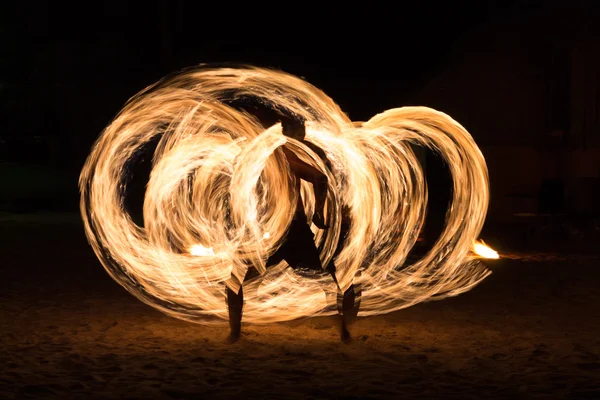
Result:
[79, 65, 492, 324]
[473, 240, 499, 259]
[189, 244, 215, 257]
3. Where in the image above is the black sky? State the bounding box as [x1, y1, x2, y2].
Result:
[0, 0, 552, 172]
[1, 1, 536, 111]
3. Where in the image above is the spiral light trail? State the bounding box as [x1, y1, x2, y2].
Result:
[80, 65, 493, 324]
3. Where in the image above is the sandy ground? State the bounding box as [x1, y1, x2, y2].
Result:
[1, 215, 599, 399]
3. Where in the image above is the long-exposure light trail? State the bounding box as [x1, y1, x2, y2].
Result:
[80, 65, 494, 324]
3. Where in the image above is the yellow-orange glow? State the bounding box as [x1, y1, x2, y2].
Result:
[189, 244, 215, 257]
[79, 65, 492, 325]
[473, 240, 499, 259]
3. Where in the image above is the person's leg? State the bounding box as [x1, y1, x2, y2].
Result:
[327, 263, 361, 343]
[225, 285, 243, 343]
[224, 264, 265, 344]
[343, 291, 360, 341]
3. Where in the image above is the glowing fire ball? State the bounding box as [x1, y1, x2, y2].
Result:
[80, 65, 493, 324]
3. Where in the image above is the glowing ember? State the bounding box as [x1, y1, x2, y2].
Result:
[79, 65, 492, 324]
[473, 240, 499, 259]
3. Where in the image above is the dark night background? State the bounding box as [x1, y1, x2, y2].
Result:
[0, 0, 519, 185]
[1, 1, 599, 399]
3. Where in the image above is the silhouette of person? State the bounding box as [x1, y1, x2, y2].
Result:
[225, 116, 360, 343]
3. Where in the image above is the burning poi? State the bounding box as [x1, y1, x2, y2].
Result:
[79, 65, 495, 326]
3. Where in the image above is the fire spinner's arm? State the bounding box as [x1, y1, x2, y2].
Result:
[281, 146, 328, 229]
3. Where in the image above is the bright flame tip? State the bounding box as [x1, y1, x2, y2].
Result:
[473, 240, 499, 259]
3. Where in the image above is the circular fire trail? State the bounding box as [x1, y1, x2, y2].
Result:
[80, 65, 493, 324]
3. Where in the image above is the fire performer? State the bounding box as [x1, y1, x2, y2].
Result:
[225, 117, 360, 343]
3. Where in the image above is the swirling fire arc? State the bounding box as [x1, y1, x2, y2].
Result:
[80, 65, 494, 324]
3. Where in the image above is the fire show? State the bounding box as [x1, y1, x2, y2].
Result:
[7, 3, 600, 397]
[79, 65, 496, 327]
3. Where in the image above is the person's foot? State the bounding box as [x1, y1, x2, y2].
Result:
[225, 331, 241, 344]
[341, 326, 352, 344]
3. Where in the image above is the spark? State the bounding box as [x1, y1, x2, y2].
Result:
[79, 65, 492, 324]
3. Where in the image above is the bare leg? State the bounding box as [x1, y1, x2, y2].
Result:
[225, 285, 243, 344]
[328, 264, 361, 343]
[340, 284, 361, 343]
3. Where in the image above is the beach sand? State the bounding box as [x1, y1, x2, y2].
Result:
[1, 217, 599, 399]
